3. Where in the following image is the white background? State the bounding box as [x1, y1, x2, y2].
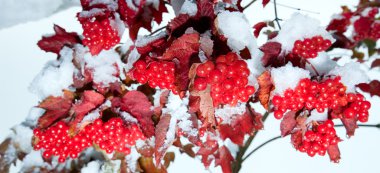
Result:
[1, 0, 380, 173]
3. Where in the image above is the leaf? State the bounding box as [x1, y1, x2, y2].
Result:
[138, 156, 167, 173]
[154, 115, 173, 166]
[71, 90, 105, 129]
[291, 130, 303, 149]
[259, 42, 282, 67]
[215, 146, 234, 173]
[257, 71, 273, 110]
[362, 39, 377, 56]
[196, 136, 219, 168]
[327, 145, 341, 163]
[280, 111, 297, 137]
[357, 80, 380, 97]
[162, 33, 200, 92]
[262, 0, 270, 7]
[119, 91, 155, 137]
[37, 25, 81, 54]
[351, 49, 365, 61]
[163, 152, 175, 168]
[37, 90, 74, 129]
[200, 36, 214, 58]
[253, 22, 267, 38]
[136, 35, 167, 55]
[340, 117, 358, 137]
[370, 59, 380, 69]
[181, 144, 196, 158]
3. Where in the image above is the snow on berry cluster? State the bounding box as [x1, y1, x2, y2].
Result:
[295, 120, 341, 157]
[33, 118, 145, 163]
[132, 60, 176, 92]
[193, 52, 255, 106]
[292, 36, 332, 58]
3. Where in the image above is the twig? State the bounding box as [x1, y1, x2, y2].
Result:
[305, 59, 320, 76]
[232, 111, 270, 173]
[273, 0, 282, 30]
[241, 124, 380, 161]
[271, 2, 320, 14]
[242, 0, 258, 10]
[149, 26, 166, 36]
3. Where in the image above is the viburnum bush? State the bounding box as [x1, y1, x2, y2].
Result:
[1, 0, 380, 173]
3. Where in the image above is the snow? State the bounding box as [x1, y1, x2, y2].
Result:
[125, 147, 141, 172]
[81, 161, 101, 173]
[306, 109, 328, 124]
[216, 11, 260, 57]
[135, 31, 166, 47]
[271, 63, 311, 96]
[272, 13, 335, 53]
[215, 103, 246, 125]
[78, 8, 107, 18]
[25, 107, 45, 126]
[245, 51, 265, 88]
[124, 48, 141, 73]
[110, 13, 126, 38]
[224, 139, 239, 158]
[10, 125, 33, 153]
[171, 0, 186, 16]
[120, 111, 138, 123]
[360, 7, 373, 17]
[179, 0, 198, 16]
[29, 47, 75, 99]
[84, 49, 125, 86]
[327, 62, 369, 93]
[305, 52, 337, 76]
[21, 150, 49, 172]
[152, 89, 166, 108]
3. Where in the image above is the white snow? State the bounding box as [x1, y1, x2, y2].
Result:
[125, 147, 141, 172]
[29, 47, 75, 99]
[135, 31, 166, 47]
[327, 62, 369, 93]
[152, 89, 166, 108]
[21, 150, 49, 172]
[216, 11, 260, 57]
[305, 52, 337, 76]
[271, 63, 311, 96]
[179, 0, 198, 16]
[25, 107, 45, 126]
[81, 161, 101, 173]
[124, 48, 141, 73]
[245, 51, 264, 88]
[361, 7, 373, 17]
[306, 109, 328, 124]
[272, 13, 335, 53]
[10, 125, 33, 153]
[224, 139, 239, 158]
[120, 111, 138, 123]
[215, 103, 246, 125]
[84, 49, 125, 86]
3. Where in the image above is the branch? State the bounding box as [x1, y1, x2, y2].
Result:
[305, 59, 320, 76]
[242, 0, 258, 10]
[270, 1, 320, 14]
[232, 111, 270, 173]
[241, 123, 380, 161]
[149, 26, 166, 36]
[273, 0, 282, 30]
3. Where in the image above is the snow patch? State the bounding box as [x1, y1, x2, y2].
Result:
[124, 48, 141, 73]
[179, 0, 198, 16]
[81, 161, 101, 173]
[305, 52, 337, 76]
[327, 62, 369, 93]
[271, 63, 310, 96]
[10, 125, 33, 153]
[306, 109, 328, 124]
[125, 147, 141, 172]
[215, 103, 246, 125]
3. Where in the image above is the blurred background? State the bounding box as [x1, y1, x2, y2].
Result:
[1, 0, 379, 172]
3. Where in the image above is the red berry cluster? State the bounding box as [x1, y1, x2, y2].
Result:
[132, 60, 176, 92]
[296, 120, 341, 157]
[193, 53, 255, 106]
[33, 118, 145, 163]
[367, 7, 379, 18]
[292, 36, 332, 58]
[272, 77, 371, 121]
[81, 19, 120, 55]
[370, 22, 380, 39]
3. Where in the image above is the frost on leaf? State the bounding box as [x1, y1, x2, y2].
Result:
[154, 115, 172, 166]
[357, 80, 380, 97]
[257, 71, 273, 110]
[163, 33, 200, 92]
[215, 146, 234, 173]
[37, 90, 74, 129]
[327, 145, 341, 163]
[118, 91, 155, 137]
[72, 90, 105, 128]
[37, 25, 81, 54]
[280, 111, 297, 137]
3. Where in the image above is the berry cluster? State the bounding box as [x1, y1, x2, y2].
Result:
[296, 120, 341, 157]
[370, 22, 380, 40]
[33, 117, 145, 163]
[193, 53, 255, 106]
[367, 7, 379, 18]
[81, 19, 120, 55]
[132, 60, 176, 91]
[292, 36, 332, 58]
[272, 77, 371, 121]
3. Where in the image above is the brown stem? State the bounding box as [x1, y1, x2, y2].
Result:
[231, 111, 270, 173]
[149, 26, 166, 36]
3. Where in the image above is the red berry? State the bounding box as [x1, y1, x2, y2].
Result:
[194, 78, 208, 91]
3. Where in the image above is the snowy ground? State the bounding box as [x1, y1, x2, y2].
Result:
[1, 0, 380, 173]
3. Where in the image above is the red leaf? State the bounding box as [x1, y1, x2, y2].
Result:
[162, 33, 200, 92]
[327, 145, 341, 163]
[280, 111, 297, 137]
[37, 25, 80, 54]
[253, 22, 267, 38]
[257, 71, 273, 110]
[71, 91, 105, 127]
[215, 146, 234, 173]
[340, 117, 358, 137]
[136, 34, 167, 55]
[291, 130, 303, 149]
[197, 136, 219, 168]
[154, 115, 173, 165]
[259, 42, 282, 67]
[119, 91, 155, 137]
[219, 108, 262, 145]
[262, 0, 270, 7]
[371, 59, 380, 69]
[37, 91, 74, 129]
[167, 14, 191, 35]
[357, 80, 380, 97]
